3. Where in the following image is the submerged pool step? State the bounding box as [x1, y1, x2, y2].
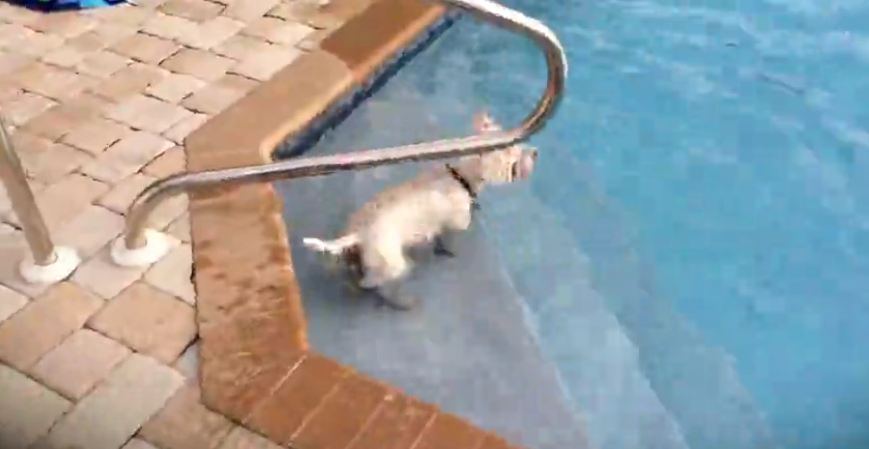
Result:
[479, 187, 691, 449]
[277, 164, 588, 449]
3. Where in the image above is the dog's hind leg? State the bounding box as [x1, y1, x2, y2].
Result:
[358, 238, 417, 310]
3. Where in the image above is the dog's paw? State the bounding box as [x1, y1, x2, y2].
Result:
[433, 240, 456, 258]
[380, 293, 419, 311]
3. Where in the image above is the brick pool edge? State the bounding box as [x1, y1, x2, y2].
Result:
[184, 0, 522, 446]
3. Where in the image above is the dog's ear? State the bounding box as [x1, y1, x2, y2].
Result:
[473, 111, 502, 133]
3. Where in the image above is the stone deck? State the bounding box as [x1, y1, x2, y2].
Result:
[0, 0, 531, 448]
[1, 1, 348, 448]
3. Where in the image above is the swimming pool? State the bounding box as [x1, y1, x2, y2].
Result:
[277, 1, 869, 448]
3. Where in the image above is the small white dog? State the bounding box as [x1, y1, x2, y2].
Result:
[302, 112, 538, 309]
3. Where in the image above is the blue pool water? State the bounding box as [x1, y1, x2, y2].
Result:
[277, 1, 869, 448]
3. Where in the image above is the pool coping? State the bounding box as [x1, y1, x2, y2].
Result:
[185, 0, 521, 447]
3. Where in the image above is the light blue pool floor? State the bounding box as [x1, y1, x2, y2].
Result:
[277, 1, 869, 448]
[276, 130, 590, 448]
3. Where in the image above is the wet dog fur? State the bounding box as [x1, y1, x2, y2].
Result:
[302, 112, 538, 309]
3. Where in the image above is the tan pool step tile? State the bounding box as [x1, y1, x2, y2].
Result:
[182, 73, 257, 116]
[142, 11, 201, 44]
[89, 62, 170, 102]
[35, 354, 184, 449]
[21, 96, 107, 140]
[27, 10, 97, 38]
[52, 204, 125, 259]
[242, 16, 314, 46]
[223, 0, 278, 22]
[10, 61, 96, 101]
[61, 117, 133, 156]
[217, 426, 283, 449]
[146, 72, 206, 103]
[212, 33, 273, 60]
[98, 173, 158, 214]
[123, 438, 161, 449]
[182, 16, 247, 50]
[0, 284, 28, 324]
[106, 93, 194, 134]
[0, 91, 56, 126]
[11, 131, 92, 183]
[145, 243, 195, 305]
[231, 43, 301, 82]
[0, 364, 71, 449]
[139, 383, 234, 449]
[72, 245, 159, 300]
[159, 0, 224, 22]
[163, 111, 210, 144]
[88, 282, 196, 364]
[160, 48, 236, 82]
[0, 282, 104, 371]
[30, 328, 131, 400]
[80, 130, 174, 183]
[111, 32, 182, 64]
[76, 50, 131, 79]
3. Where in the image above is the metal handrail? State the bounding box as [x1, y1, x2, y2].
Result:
[120, 0, 567, 251]
[1, 116, 81, 283]
[0, 117, 56, 265]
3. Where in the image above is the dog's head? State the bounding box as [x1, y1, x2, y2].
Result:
[463, 112, 538, 186]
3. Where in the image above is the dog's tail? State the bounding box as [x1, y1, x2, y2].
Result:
[302, 234, 360, 256]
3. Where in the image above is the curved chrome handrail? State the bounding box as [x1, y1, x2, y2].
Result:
[121, 0, 567, 250]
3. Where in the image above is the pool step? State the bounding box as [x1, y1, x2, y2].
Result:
[480, 187, 691, 449]
[278, 164, 590, 449]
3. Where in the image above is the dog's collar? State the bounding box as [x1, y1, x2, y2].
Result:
[446, 164, 480, 210]
[446, 164, 476, 198]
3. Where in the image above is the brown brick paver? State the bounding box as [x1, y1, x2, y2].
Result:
[36, 354, 184, 449]
[217, 427, 284, 449]
[142, 144, 186, 177]
[0, 285, 28, 323]
[14, 173, 109, 230]
[182, 73, 257, 115]
[107, 94, 193, 133]
[160, 48, 235, 81]
[88, 282, 196, 363]
[146, 72, 206, 103]
[0, 282, 103, 371]
[145, 243, 195, 305]
[0, 1, 531, 449]
[123, 438, 161, 449]
[0, 364, 71, 449]
[61, 117, 132, 155]
[81, 130, 175, 182]
[112, 32, 181, 64]
[31, 328, 131, 400]
[52, 204, 125, 259]
[139, 384, 234, 449]
[73, 246, 156, 299]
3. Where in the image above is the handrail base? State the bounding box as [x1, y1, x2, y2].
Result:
[19, 246, 80, 284]
[111, 229, 172, 267]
